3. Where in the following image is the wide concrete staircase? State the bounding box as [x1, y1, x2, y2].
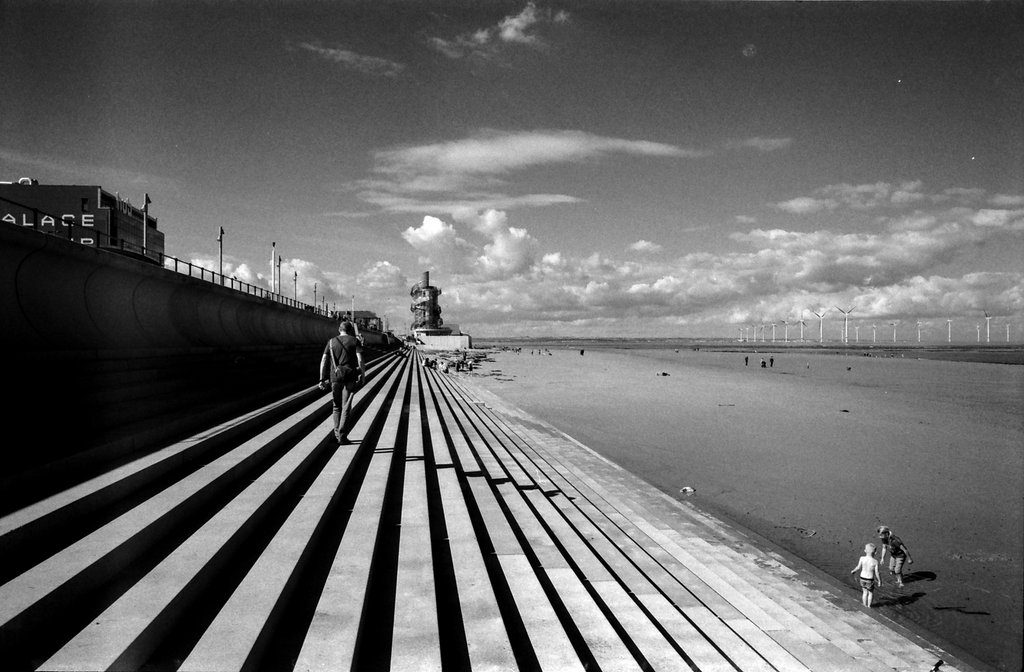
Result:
[0, 349, 970, 671]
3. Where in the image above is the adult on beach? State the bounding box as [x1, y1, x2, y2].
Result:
[878, 525, 914, 587]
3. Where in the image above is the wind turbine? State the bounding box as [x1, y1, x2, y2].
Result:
[798, 319, 806, 341]
[854, 325, 860, 343]
[738, 327, 744, 341]
[946, 319, 952, 343]
[770, 322, 777, 343]
[871, 324, 877, 343]
[984, 312, 992, 343]
[916, 321, 923, 343]
[812, 309, 828, 344]
[782, 320, 789, 343]
[835, 306, 854, 344]
[976, 323, 981, 342]
[1007, 322, 1012, 343]
[891, 322, 898, 343]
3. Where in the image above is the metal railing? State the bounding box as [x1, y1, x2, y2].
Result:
[4, 215, 331, 317]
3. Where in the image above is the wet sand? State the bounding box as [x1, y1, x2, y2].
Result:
[465, 344, 1023, 671]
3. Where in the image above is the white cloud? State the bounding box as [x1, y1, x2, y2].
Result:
[429, 3, 570, 59]
[374, 130, 706, 179]
[990, 194, 1024, 207]
[970, 208, 1024, 228]
[296, 42, 405, 77]
[730, 137, 793, 152]
[358, 261, 407, 290]
[776, 196, 837, 214]
[360, 129, 706, 215]
[629, 239, 663, 253]
[477, 226, 539, 277]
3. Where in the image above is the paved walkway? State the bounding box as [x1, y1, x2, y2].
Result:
[0, 349, 973, 670]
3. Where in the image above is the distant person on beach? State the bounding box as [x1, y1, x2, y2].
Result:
[878, 525, 914, 587]
[851, 543, 881, 607]
[319, 321, 365, 445]
[580, 349, 585, 356]
[760, 358, 766, 368]
[769, 356, 774, 367]
[744, 356, 749, 366]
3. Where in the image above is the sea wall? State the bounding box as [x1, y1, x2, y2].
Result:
[416, 334, 473, 350]
[0, 223, 337, 353]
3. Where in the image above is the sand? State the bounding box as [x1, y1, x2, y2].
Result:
[464, 344, 1023, 672]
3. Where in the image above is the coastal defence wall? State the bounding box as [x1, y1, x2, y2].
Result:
[0, 223, 336, 352]
[416, 334, 473, 350]
[0, 223, 348, 480]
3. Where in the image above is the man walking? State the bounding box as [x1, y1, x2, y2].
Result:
[319, 321, 365, 444]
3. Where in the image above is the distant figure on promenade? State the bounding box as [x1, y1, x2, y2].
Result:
[580, 349, 585, 356]
[744, 355, 749, 366]
[851, 543, 881, 607]
[878, 525, 914, 587]
[769, 356, 774, 367]
[760, 358, 766, 368]
[319, 321, 365, 445]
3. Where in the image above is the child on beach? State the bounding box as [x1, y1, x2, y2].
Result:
[878, 525, 914, 587]
[851, 543, 881, 607]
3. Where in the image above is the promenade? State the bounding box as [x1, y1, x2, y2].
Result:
[0, 348, 975, 671]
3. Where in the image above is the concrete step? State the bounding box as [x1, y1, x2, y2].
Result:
[0, 350, 978, 672]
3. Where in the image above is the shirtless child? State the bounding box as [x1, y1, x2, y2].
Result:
[851, 543, 881, 607]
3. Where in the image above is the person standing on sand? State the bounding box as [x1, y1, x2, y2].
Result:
[745, 355, 749, 366]
[851, 543, 881, 607]
[878, 525, 914, 587]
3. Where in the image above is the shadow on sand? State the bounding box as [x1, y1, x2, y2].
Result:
[878, 591, 927, 607]
[903, 570, 937, 584]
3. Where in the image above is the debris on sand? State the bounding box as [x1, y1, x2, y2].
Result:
[679, 486, 695, 495]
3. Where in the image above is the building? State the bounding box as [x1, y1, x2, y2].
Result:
[0, 178, 164, 263]
[409, 271, 451, 336]
[408, 271, 472, 350]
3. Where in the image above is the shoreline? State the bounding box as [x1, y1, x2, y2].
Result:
[463, 344, 1023, 671]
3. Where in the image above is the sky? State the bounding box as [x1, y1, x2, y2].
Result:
[2, 0, 1022, 340]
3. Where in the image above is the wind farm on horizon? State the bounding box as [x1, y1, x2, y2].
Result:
[736, 307, 1021, 347]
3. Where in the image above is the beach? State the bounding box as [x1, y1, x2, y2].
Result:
[464, 342, 1023, 671]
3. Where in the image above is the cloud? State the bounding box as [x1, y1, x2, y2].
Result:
[629, 240, 663, 253]
[729, 137, 793, 152]
[375, 130, 706, 179]
[429, 3, 570, 59]
[296, 42, 405, 77]
[358, 129, 708, 215]
[401, 190, 1023, 336]
[358, 261, 407, 290]
[776, 196, 838, 214]
[402, 215, 465, 253]
[477, 226, 539, 277]
[774, 181, 977, 214]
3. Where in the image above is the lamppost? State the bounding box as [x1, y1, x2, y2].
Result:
[217, 227, 225, 285]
